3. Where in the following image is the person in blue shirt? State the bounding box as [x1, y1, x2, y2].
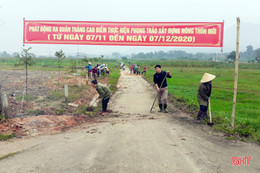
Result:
[86, 62, 92, 78]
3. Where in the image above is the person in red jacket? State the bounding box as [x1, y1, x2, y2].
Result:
[130, 64, 134, 73]
[89, 67, 97, 80]
[142, 66, 147, 76]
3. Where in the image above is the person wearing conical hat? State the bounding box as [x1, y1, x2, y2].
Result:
[196, 73, 216, 123]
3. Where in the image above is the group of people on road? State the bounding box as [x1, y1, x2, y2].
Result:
[130, 64, 147, 76]
[91, 62, 215, 123]
[86, 62, 110, 80]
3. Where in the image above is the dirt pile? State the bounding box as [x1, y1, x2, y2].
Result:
[0, 115, 96, 137]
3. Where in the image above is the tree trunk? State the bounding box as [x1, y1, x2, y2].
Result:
[0, 85, 2, 116]
[26, 64, 28, 96]
[2, 93, 9, 119]
[57, 65, 60, 91]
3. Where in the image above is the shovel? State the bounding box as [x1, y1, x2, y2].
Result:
[207, 98, 214, 126]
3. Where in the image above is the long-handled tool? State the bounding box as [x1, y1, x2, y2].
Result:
[150, 73, 168, 113]
[87, 84, 111, 111]
[207, 98, 214, 126]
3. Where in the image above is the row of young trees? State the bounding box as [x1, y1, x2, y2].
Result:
[15, 48, 66, 95]
[14, 48, 105, 96]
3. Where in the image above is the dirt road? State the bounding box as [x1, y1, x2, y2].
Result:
[0, 69, 259, 173]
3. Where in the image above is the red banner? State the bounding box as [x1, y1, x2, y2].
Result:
[24, 20, 224, 47]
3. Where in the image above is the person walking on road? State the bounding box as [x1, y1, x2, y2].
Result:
[153, 65, 172, 113]
[130, 64, 134, 73]
[91, 80, 112, 115]
[142, 66, 147, 76]
[133, 64, 137, 74]
[136, 65, 140, 75]
[196, 73, 216, 123]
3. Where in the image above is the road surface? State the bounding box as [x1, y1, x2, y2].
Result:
[0, 69, 259, 173]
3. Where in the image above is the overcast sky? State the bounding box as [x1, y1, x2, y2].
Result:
[1, 0, 260, 56]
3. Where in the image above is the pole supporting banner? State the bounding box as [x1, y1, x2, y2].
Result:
[231, 17, 240, 128]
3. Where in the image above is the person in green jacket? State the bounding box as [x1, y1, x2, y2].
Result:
[196, 73, 216, 123]
[91, 80, 112, 115]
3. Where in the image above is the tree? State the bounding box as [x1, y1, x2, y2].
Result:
[254, 48, 260, 57]
[122, 57, 128, 60]
[82, 56, 89, 67]
[136, 52, 146, 59]
[0, 51, 10, 58]
[246, 45, 253, 53]
[245, 45, 254, 59]
[55, 50, 66, 91]
[254, 48, 260, 63]
[92, 57, 99, 62]
[100, 55, 104, 63]
[227, 51, 236, 62]
[11, 52, 19, 57]
[112, 52, 120, 58]
[15, 47, 35, 96]
[155, 51, 167, 59]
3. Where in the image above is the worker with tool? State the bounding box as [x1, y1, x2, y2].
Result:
[153, 65, 172, 113]
[89, 67, 98, 80]
[91, 80, 112, 115]
[86, 62, 92, 79]
[196, 73, 216, 123]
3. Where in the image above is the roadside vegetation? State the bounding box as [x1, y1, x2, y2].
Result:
[0, 134, 16, 141]
[133, 60, 260, 143]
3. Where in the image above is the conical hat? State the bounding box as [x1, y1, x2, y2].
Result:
[88, 62, 91, 65]
[200, 73, 216, 83]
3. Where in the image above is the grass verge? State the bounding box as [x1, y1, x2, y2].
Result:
[0, 134, 16, 141]
[135, 60, 260, 143]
